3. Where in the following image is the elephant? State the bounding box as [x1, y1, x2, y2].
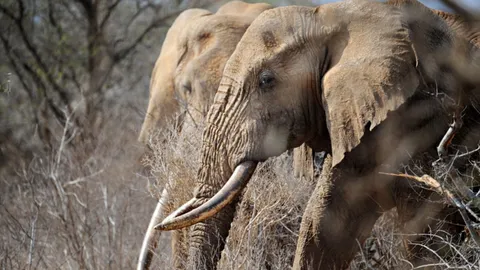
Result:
[137, 2, 275, 269]
[154, 1, 480, 269]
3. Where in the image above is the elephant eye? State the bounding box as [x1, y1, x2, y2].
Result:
[259, 71, 275, 90]
[182, 82, 192, 94]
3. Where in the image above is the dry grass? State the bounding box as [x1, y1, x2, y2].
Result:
[143, 118, 316, 269]
[219, 153, 313, 270]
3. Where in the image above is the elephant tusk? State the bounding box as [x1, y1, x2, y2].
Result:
[137, 188, 169, 270]
[154, 161, 258, 231]
[160, 198, 197, 224]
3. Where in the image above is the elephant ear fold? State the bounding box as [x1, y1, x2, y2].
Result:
[320, 3, 420, 167]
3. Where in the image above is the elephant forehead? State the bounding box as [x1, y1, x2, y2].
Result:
[216, 1, 272, 18]
[181, 15, 252, 49]
[222, 7, 315, 75]
[243, 6, 314, 45]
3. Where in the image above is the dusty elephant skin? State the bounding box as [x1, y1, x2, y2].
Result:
[155, 0, 480, 269]
[136, 2, 273, 270]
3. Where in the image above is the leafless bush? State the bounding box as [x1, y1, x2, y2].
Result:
[350, 210, 406, 270]
[142, 116, 314, 269]
[219, 153, 314, 270]
[0, 104, 152, 269]
[140, 117, 206, 268]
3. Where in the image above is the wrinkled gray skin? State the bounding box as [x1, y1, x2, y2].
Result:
[136, 2, 273, 270]
[159, 1, 480, 269]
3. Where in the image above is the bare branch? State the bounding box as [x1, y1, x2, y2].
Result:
[47, 0, 64, 38]
[381, 172, 480, 246]
[0, 3, 19, 21]
[456, 144, 480, 159]
[100, 0, 123, 29]
[73, 0, 93, 17]
[0, 1, 71, 108]
[113, 19, 165, 62]
[27, 209, 38, 268]
[114, 1, 213, 62]
[0, 33, 34, 101]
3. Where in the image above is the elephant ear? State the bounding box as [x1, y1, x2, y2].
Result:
[318, 2, 420, 167]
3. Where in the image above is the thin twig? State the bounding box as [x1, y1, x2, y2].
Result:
[27, 208, 38, 269]
[381, 172, 480, 246]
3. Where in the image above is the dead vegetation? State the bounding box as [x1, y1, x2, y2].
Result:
[0, 106, 152, 269]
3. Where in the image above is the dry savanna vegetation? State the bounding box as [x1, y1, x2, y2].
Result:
[1, 0, 479, 269]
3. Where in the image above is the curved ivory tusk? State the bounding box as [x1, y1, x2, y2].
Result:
[154, 161, 258, 231]
[161, 198, 197, 224]
[137, 188, 169, 270]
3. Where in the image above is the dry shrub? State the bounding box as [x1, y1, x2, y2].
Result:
[350, 154, 480, 270]
[0, 106, 152, 269]
[352, 216, 480, 270]
[219, 153, 314, 270]
[141, 118, 206, 268]
[143, 119, 200, 210]
[350, 210, 406, 270]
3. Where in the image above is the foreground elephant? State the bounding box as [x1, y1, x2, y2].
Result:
[156, 1, 480, 269]
[137, 2, 273, 269]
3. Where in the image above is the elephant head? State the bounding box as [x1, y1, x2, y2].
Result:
[138, 1, 272, 144]
[156, 1, 479, 269]
[137, 2, 273, 270]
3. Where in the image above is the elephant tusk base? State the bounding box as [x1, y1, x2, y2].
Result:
[154, 161, 258, 231]
[160, 198, 197, 225]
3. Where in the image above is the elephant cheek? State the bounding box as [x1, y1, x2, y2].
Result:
[262, 125, 289, 158]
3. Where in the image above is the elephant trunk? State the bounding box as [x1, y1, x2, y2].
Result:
[187, 202, 238, 269]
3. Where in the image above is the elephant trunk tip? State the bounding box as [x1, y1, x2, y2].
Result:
[154, 161, 258, 231]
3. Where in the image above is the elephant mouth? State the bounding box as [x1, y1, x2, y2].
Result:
[154, 161, 258, 231]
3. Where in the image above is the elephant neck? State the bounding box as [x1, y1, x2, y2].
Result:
[305, 66, 332, 154]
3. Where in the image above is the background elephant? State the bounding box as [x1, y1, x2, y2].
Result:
[137, 2, 273, 269]
[155, 1, 480, 269]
